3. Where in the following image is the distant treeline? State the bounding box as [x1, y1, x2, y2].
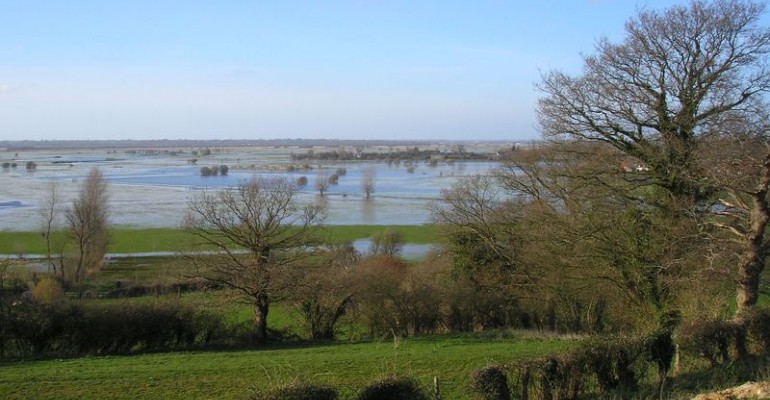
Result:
[290, 146, 496, 162]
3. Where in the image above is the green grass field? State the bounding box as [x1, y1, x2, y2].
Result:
[0, 225, 439, 255]
[0, 334, 573, 400]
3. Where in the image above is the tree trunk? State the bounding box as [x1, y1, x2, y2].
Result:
[254, 292, 270, 341]
[735, 153, 770, 316]
[736, 254, 764, 315]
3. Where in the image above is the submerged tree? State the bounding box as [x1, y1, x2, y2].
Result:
[362, 167, 376, 199]
[183, 176, 325, 340]
[316, 171, 330, 196]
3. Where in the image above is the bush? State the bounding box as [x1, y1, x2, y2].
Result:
[679, 318, 746, 366]
[296, 176, 308, 187]
[200, 166, 214, 176]
[0, 300, 225, 359]
[368, 229, 404, 256]
[357, 377, 429, 400]
[512, 335, 662, 399]
[353, 256, 445, 337]
[679, 309, 770, 365]
[31, 278, 65, 305]
[71, 302, 225, 354]
[470, 365, 511, 400]
[745, 307, 770, 355]
[255, 383, 338, 400]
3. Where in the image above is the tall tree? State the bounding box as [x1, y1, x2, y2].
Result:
[702, 126, 770, 313]
[183, 176, 324, 340]
[65, 168, 109, 283]
[40, 181, 64, 277]
[537, 0, 770, 315]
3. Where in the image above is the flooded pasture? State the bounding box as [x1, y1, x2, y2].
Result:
[0, 146, 499, 232]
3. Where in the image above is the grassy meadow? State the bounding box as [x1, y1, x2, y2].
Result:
[0, 335, 574, 400]
[0, 224, 439, 255]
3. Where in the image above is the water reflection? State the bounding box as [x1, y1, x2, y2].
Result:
[361, 198, 376, 225]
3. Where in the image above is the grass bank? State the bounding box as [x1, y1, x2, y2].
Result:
[0, 224, 439, 255]
[0, 334, 573, 400]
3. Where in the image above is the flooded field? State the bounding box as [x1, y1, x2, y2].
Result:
[0, 145, 501, 231]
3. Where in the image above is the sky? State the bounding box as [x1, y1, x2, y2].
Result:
[0, 0, 733, 142]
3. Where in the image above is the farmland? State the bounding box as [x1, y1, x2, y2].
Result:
[0, 334, 574, 400]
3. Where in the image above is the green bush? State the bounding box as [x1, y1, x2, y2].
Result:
[745, 307, 770, 355]
[0, 300, 225, 359]
[679, 319, 746, 366]
[357, 377, 429, 400]
[470, 365, 511, 400]
[512, 335, 665, 399]
[255, 383, 338, 400]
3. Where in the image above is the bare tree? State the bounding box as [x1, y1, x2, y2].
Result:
[539, 0, 770, 199]
[66, 167, 109, 283]
[40, 181, 63, 276]
[183, 176, 325, 340]
[432, 175, 534, 294]
[316, 171, 330, 195]
[702, 127, 770, 314]
[537, 0, 770, 315]
[368, 228, 404, 257]
[289, 244, 357, 340]
[361, 167, 376, 199]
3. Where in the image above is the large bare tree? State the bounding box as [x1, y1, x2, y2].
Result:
[537, 0, 770, 315]
[183, 176, 324, 340]
[66, 167, 109, 283]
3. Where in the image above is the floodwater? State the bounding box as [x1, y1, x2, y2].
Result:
[0, 146, 499, 232]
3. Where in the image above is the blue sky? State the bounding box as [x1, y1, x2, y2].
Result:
[0, 1, 729, 141]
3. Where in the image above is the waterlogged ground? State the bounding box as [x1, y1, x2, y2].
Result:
[0, 146, 499, 232]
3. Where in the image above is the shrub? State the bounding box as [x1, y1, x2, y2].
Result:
[219, 165, 229, 175]
[745, 307, 770, 355]
[357, 377, 429, 400]
[71, 302, 225, 354]
[31, 278, 65, 305]
[368, 228, 404, 256]
[0, 300, 225, 359]
[255, 383, 338, 400]
[512, 335, 658, 399]
[296, 176, 308, 187]
[679, 319, 746, 366]
[470, 365, 511, 400]
[353, 256, 444, 337]
[679, 309, 770, 365]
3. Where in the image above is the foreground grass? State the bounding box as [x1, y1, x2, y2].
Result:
[0, 335, 573, 400]
[0, 224, 439, 255]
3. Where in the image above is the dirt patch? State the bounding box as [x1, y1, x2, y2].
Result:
[692, 381, 770, 400]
